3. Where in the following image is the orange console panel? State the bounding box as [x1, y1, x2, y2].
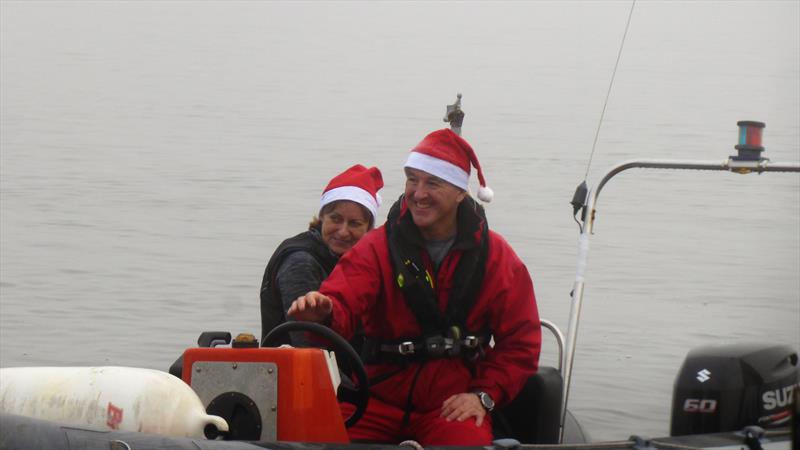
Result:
[182, 347, 349, 443]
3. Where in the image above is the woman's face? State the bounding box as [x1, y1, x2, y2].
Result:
[320, 201, 371, 255]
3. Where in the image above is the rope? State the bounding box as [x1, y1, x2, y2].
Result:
[398, 440, 425, 450]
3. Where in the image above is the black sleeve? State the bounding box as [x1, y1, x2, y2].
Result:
[274, 251, 328, 346]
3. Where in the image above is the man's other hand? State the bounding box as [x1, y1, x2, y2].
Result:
[440, 392, 486, 426]
[287, 291, 333, 323]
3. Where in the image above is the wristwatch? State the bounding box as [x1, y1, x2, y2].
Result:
[473, 390, 495, 412]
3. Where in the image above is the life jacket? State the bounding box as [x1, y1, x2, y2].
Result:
[361, 195, 490, 364]
[260, 229, 339, 345]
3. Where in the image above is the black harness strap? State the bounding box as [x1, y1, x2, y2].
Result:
[386, 220, 445, 335]
[361, 333, 491, 365]
[443, 199, 489, 332]
[402, 362, 427, 426]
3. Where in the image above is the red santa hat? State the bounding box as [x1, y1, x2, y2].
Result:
[404, 129, 493, 202]
[320, 164, 384, 221]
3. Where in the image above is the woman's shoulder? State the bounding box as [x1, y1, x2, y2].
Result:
[274, 229, 327, 255]
[274, 229, 334, 269]
[275, 250, 329, 284]
[280, 249, 322, 265]
[280, 228, 321, 245]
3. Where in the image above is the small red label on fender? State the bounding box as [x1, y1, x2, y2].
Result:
[107, 402, 124, 429]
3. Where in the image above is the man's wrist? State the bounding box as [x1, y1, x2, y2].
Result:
[471, 390, 495, 412]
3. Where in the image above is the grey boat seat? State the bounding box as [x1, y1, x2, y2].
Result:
[492, 366, 563, 444]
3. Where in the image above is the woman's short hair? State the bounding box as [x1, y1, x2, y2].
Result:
[308, 200, 375, 231]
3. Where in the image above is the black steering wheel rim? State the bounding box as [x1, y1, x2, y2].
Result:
[262, 321, 369, 428]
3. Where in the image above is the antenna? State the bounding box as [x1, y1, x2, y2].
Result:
[572, 0, 637, 229]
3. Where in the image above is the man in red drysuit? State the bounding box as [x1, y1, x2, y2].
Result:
[289, 128, 541, 446]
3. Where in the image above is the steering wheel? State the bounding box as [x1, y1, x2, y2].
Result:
[262, 321, 369, 428]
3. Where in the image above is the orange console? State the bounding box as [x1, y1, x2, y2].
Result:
[181, 346, 349, 443]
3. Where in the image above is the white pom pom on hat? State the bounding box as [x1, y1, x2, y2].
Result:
[404, 129, 493, 203]
[477, 185, 494, 203]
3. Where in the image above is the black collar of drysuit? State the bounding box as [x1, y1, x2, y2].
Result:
[386, 194, 488, 252]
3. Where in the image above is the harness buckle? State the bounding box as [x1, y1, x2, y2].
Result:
[425, 336, 454, 356]
[463, 335, 479, 349]
[398, 341, 416, 355]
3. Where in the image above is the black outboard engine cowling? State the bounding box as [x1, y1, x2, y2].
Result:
[670, 343, 798, 436]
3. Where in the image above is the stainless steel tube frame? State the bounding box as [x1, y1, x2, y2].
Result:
[558, 157, 800, 442]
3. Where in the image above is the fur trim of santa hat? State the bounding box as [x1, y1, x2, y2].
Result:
[404, 129, 493, 203]
[320, 164, 384, 220]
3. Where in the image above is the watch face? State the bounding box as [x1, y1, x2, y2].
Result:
[479, 392, 495, 410]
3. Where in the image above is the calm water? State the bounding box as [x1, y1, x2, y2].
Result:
[1, 1, 798, 442]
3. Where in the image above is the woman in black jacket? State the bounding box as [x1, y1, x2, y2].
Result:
[260, 164, 383, 346]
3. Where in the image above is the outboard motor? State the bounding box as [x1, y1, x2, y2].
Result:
[670, 343, 798, 435]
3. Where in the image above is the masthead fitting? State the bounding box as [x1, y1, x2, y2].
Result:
[443, 93, 464, 135]
[732, 120, 766, 161]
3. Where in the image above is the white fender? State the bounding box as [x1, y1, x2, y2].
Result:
[0, 366, 228, 438]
